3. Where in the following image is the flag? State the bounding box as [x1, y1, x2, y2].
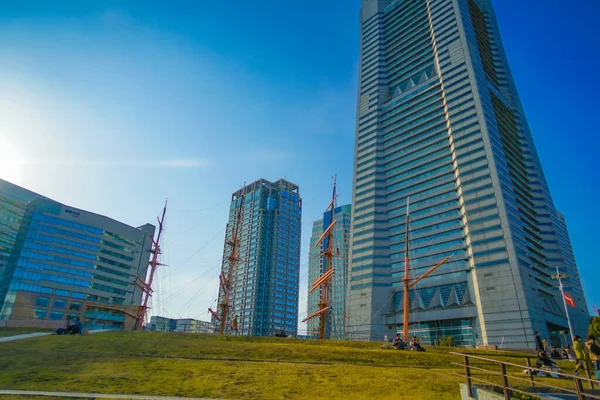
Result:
[564, 293, 576, 307]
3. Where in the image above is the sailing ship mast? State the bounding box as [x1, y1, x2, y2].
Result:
[401, 196, 452, 341]
[134, 201, 167, 331]
[209, 191, 244, 334]
[303, 177, 338, 339]
[402, 198, 411, 340]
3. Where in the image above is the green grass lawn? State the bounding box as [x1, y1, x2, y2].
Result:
[0, 326, 54, 338]
[0, 332, 586, 399]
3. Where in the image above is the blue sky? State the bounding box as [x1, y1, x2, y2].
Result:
[0, 0, 598, 325]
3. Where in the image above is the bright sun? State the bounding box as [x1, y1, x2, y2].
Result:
[0, 137, 24, 183]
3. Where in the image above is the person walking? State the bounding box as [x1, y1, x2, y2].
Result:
[573, 335, 591, 376]
[584, 335, 600, 378]
[230, 315, 239, 335]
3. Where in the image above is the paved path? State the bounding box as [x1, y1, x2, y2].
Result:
[0, 332, 53, 343]
[0, 390, 221, 399]
[0, 329, 115, 343]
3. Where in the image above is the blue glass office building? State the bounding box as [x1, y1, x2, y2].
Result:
[215, 179, 301, 336]
[348, 0, 589, 347]
[307, 204, 351, 339]
[0, 179, 155, 330]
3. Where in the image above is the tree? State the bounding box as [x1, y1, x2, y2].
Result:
[589, 317, 600, 337]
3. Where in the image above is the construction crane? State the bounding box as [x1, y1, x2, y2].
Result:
[303, 177, 338, 340]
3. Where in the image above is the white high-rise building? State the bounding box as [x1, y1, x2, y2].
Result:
[348, 0, 589, 348]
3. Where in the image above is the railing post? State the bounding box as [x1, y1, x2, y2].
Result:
[574, 376, 585, 400]
[525, 357, 535, 387]
[585, 360, 595, 389]
[464, 355, 473, 398]
[499, 362, 510, 399]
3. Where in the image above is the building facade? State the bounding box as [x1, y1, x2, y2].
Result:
[148, 315, 178, 332]
[348, 0, 589, 347]
[307, 204, 351, 339]
[214, 179, 301, 336]
[0, 179, 155, 331]
[148, 316, 214, 333]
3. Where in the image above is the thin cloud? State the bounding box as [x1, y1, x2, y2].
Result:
[22, 159, 212, 168]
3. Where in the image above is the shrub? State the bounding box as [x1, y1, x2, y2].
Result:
[439, 336, 455, 347]
[589, 317, 600, 337]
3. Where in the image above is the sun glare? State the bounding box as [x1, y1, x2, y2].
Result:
[0, 137, 24, 183]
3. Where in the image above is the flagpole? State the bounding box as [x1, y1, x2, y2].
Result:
[556, 266, 575, 344]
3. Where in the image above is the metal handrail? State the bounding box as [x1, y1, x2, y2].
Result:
[450, 362, 502, 376]
[451, 352, 598, 384]
[451, 352, 600, 400]
[451, 373, 562, 400]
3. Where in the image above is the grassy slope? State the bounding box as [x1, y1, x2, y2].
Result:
[0, 332, 580, 399]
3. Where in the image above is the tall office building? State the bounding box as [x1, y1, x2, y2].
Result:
[348, 0, 589, 347]
[214, 179, 301, 336]
[307, 204, 351, 339]
[0, 179, 155, 330]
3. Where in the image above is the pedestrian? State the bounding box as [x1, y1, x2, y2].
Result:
[230, 315, 239, 335]
[542, 338, 550, 353]
[535, 331, 543, 351]
[584, 335, 600, 375]
[573, 335, 591, 376]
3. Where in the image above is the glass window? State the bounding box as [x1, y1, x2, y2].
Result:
[35, 296, 49, 307]
[49, 311, 64, 320]
[71, 292, 85, 299]
[34, 309, 46, 319]
[53, 299, 66, 309]
[69, 302, 82, 311]
[55, 289, 69, 297]
[67, 313, 80, 320]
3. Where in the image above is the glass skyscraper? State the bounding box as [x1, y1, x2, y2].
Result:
[348, 0, 589, 347]
[307, 204, 351, 339]
[215, 179, 301, 336]
[0, 179, 155, 330]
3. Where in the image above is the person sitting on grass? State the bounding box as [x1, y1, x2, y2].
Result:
[393, 333, 406, 350]
[380, 335, 394, 349]
[563, 344, 576, 361]
[55, 317, 82, 335]
[549, 346, 563, 360]
[523, 350, 561, 377]
[536, 350, 558, 370]
[409, 336, 424, 352]
[67, 317, 82, 334]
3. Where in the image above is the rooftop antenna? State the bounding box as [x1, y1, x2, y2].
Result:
[303, 176, 337, 339]
[134, 200, 168, 331]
